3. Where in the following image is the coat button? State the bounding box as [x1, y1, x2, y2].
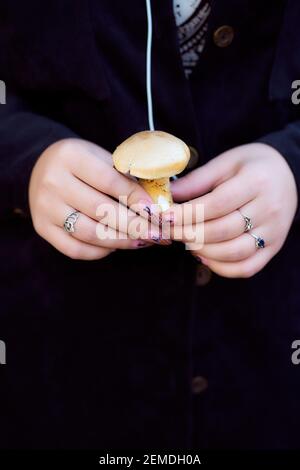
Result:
[187, 146, 199, 170]
[192, 376, 208, 394]
[213, 25, 235, 48]
[13, 207, 27, 218]
[196, 264, 212, 286]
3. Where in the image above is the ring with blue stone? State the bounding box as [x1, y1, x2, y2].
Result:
[250, 233, 265, 249]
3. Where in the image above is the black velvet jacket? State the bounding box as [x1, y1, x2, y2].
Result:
[1, 0, 300, 450]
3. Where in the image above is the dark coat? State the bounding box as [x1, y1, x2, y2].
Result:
[1, 0, 300, 450]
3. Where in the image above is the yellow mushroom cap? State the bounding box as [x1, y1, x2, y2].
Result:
[112, 130, 190, 179]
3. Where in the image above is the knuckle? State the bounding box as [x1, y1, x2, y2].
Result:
[217, 226, 230, 241]
[84, 226, 97, 244]
[127, 182, 141, 206]
[94, 198, 106, 219]
[240, 262, 257, 278]
[229, 248, 245, 262]
[129, 215, 148, 239]
[210, 196, 224, 215]
[65, 243, 84, 260]
[205, 222, 226, 243]
[55, 139, 80, 162]
[274, 237, 285, 251]
[101, 169, 119, 193]
[95, 247, 112, 260]
[42, 172, 60, 193]
[211, 190, 235, 215]
[255, 171, 269, 188]
[268, 201, 281, 218]
[35, 193, 49, 213]
[32, 217, 44, 237]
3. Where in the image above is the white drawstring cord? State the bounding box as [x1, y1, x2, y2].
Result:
[145, 0, 155, 131]
[145, 1, 178, 181]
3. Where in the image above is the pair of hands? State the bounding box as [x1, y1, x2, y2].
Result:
[29, 138, 298, 278]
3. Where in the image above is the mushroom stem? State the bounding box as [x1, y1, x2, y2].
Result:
[138, 177, 173, 212]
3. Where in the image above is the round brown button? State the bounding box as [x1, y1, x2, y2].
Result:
[13, 207, 27, 218]
[213, 25, 235, 48]
[187, 146, 199, 170]
[192, 376, 208, 395]
[196, 264, 212, 286]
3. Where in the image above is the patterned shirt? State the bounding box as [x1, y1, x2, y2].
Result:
[173, 0, 211, 77]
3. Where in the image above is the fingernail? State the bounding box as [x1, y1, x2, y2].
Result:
[151, 235, 161, 243]
[134, 240, 148, 248]
[135, 200, 152, 217]
[162, 211, 175, 225]
[160, 239, 172, 246]
[138, 200, 161, 224]
[143, 205, 152, 217]
[138, 200, 153, 215]
[162, 216, 174, 226]
[151, 235, 172, 246]
[141, 206, 161, 226]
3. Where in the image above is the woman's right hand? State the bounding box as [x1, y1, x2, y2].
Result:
[29, 138, 165, 260]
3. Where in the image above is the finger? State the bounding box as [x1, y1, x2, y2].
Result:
[163, 172, 257, 225]
[196, 248, 272, 279]
[46, 225, 115, 260]
[52, 203, 152, 250]
[171, 147, 242, 202]
[194, 221, 274, 262]
[70, 147, 159, 218]
[94, 222, 153, 249]
[172, 210, 244, 245]
[62, 175, 164, 242]
[178, 196, 270, 245]
[195, 233, 257, 262]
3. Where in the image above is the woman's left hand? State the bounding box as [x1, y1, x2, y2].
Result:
[162, 143, 298, 278]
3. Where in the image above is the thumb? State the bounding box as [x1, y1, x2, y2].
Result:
[171, 150, 239, 202]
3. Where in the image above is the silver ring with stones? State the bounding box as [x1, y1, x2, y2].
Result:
[250, 233, 265, 249]
[63, 211, 80, 234]
[239, 210, 253, 232]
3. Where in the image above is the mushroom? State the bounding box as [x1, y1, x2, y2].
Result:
[112, 130, 190, 211]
